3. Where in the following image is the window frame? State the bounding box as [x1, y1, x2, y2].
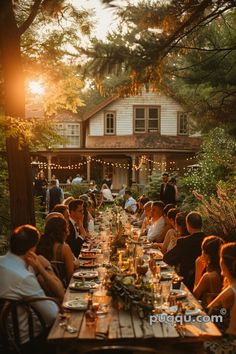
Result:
[177, 112, 189, 136]
[66, 123, 81, 147]
[104, 111, 116, 135]
[133, 105, 160, 134]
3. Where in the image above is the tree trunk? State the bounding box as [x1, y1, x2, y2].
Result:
[0, 1, 35, 228]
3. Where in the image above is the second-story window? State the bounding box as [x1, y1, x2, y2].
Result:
[177, 112, 188, 135]
[104, 111, 116, 135]
[134, 106, 160, 133]
[66, 124, 80, 147]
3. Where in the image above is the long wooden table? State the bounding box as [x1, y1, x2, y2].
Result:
[48, 248, 221, 354]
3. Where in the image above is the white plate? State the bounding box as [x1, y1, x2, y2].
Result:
[169, 289, 187, 299]
[69, 281, 99, 291]
[73, 271, 98, 279]
[63, 300, 87, 310]
[168, 306, 201, 316]
[161, 272, 173, 280]
[157, 261, 168, 269]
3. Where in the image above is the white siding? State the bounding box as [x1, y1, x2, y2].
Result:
[89, 113, 104, 136]
[89, 91, 184, 136]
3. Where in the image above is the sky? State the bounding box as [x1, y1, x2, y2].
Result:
[72, 0, 118, 40]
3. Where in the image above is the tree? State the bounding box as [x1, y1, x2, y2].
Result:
[166, 9, 236, 133]
[0, 0, 91, 228]
[82, 0, 236, 124]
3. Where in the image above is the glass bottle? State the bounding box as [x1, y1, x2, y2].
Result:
[85, 289, 96, 325]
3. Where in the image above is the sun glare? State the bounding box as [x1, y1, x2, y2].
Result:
[28, 80, 45, 95]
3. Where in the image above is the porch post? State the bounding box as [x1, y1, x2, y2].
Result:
[131, 154, 136, 183]
[47, 153, 52, 184]
[87, 156, 91, 182]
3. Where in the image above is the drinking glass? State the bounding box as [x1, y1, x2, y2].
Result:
[96, 266, 107, 295]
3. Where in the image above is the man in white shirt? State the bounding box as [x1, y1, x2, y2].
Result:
[147, 201, 166, 242]
[0, 225, 58, 346]
[72, 174, 82, 184]
[124, 190, 137, 214]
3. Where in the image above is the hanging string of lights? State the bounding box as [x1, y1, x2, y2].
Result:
[31, 154, 196, 172]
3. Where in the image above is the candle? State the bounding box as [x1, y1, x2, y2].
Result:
[118, 250, 123, 265]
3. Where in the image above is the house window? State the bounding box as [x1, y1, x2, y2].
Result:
[178, 112, 188, 135]
[66, 124, 80, 147]
[53, 123, 81, 147]
[134, 106, 160, 133]
[104, 112, 116, 135]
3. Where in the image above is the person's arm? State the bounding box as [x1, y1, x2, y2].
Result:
[194, 255, 206, 287]
[62, 243, 76, 282]
[207, 287, 234, 311]
[161, 229, 173, 254]
[26, 252, 65, 301]
[20, 274, 58, 326]
[193, 272, 209, 300]
[163, 238, 183, 265]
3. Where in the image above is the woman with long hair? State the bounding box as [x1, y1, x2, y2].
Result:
[193, 235, 224, 307]
[204, 242, 236, 353]
[36, 215, 77, 287]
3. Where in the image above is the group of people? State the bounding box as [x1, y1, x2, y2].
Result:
[0, 188, 103, 352]
[34, 171, 115, 213]
[125, 173, 236, 352]
[1, 170, 236, 353]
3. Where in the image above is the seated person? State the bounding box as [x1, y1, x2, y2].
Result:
[67, 199, 87, 258]
[154, 208, 179, 253]
[0, 225, 59, 347]
[193, 236, 224, 307]
[140, 201, 153, 236]
[147, 201, 166, 243]
[205, 243, 236, 353]
[118, 184, 126, 198]
[163, 211, 205, 291]
[175, 212, 189, 238]
[52, 204, 70, 221]
[37, 215, 79, 287]
[131, 195, 150, 227]
[124, 190, 137, 214]
[101, 183, 114, 201]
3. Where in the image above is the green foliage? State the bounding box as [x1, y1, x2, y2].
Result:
[69, 183, 89, 198]
[168, 9, 236, 133]
[0, 115, 65, 151]
[180, 127, 236, 199]
[144, 171, 162, 199]
[85, 2, 236, 134]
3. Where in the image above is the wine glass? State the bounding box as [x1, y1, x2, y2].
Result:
[96, 266, 107, 295]
[149, 258, 161, 283]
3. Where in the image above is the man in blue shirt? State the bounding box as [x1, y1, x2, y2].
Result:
[124, 190, 137, 214]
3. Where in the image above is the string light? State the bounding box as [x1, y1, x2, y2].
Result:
[31, 154, 197, 172]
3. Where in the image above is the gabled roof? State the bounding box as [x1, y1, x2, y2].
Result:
[82, 96, 119, 121]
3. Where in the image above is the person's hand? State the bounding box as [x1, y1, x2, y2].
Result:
[152, 243, 161, 249]
[25, 251, 44, 274]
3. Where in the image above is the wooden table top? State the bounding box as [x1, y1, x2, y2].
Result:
[48, 255, 222, 344]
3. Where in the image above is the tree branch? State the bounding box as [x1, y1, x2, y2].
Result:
[18, 0, 43, 35]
